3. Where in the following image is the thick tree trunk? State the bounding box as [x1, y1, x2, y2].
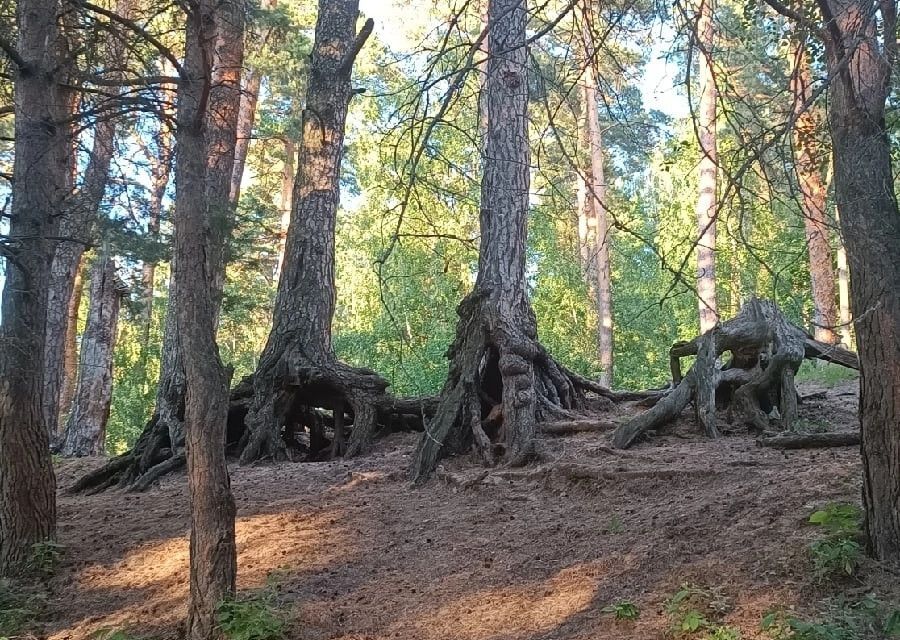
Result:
[410, 0, 591, 482]
[695, 0, 718, 332]
[580, 3, 614, 386]
[817, 0, 900, 562]
[176, 0, 237, 635]
[59, 254, 127, 456]
[229, 71, 260, 205]
[0, 0, 66, 574]
[612, 298, 859, 449]
[790, 43, 838, 344]
[240, 0, 380, 464]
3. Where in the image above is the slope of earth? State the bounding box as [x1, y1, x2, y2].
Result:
[42, 377, 899, 640]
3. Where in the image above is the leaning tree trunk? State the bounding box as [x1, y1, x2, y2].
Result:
[239, 0, 382, 464]
[175, 0, 238, 635]
[790, 41, 838, 344]
[695, 0, 718, 332]
[410, 0, 596, 482]
[580, 1, 614, 386]
[611, 298, 859, 449]
[817, 0, 900, 562]
[43, 0, 132, 434]
[58, 254, 127, 456]
[0, 0, 67, 574]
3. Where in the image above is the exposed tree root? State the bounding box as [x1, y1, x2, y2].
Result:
[70, 372, 436, 493]
[757, 432, 860, 449]
[408, 290, 604, 482]
[612, 298, 859, 449]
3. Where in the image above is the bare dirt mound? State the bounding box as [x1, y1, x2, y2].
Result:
[42, 378, 898, 640]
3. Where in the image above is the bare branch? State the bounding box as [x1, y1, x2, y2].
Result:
[0, 34, 26, 70]
[338, 17, 374, 75]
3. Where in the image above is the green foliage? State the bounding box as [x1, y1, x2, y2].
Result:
[807, 504, 863, 580]
[28, 541, 65, 576]
[0, 578, 44, 637]
[795, 362, 858, 387]
[217, 590, 286, 640]
[601, 601, 640, 620]
[761, 597, 900, 640]
[91, 629, 142, 640]
[665, 585, 733, 637]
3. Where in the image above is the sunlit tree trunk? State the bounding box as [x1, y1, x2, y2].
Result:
[59, 254, 126, 456]
[0, 0, 66, 574]
[581, 1, 613, 386]
[835, 208, 852, 347]
[59, 263, 85, 428]
[816, 0, 900, 561]
[790, 43, 838, 343]
[695, 0, 718, 332]
[175, 0, 237, 633]
[240, 0, 379, 463]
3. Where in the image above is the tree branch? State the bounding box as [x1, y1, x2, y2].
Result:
[0, 34, 26, 70]
[338, 17, 374, 75]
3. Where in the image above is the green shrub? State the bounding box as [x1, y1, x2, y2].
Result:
[28, 541, 65, 576]
[217, 590, 285, 640]
[807, 504, 862, 580]
[0, 578, 42, 637]
[665, 585, 732, 637]
[761, 597, 900, 640]
[601, 601, 640, 620]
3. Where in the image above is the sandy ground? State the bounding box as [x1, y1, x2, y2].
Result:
[40, 378, 900, 640]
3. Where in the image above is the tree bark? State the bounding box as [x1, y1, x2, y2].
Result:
[0, 0, 67, 574]
[229, 71, 260, 205]
[239, 0, 380, 464]
[695, 0, 718, 332]
[816, 0, 900, 562]
[835, 207, 853, 347]
[273, 137, 295, 282]
[410, 0, 592, 482]
[42, 0, 133, 434]
[790, 42, 838, 344]
[175, 0, 237, 634]
[580, 1, 614, 386]
[59, 254, 127, 456]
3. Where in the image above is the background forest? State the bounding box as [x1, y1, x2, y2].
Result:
[0, 0, 868, 455]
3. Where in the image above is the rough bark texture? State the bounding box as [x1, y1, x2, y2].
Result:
[175, 0, 237, 635]
[43, 0, 132, 434]
[0, 0, 66, 574]
[612, 298, 859, 449]
[790, 43, 838, 344]
[580, 1, 614, 387]
[695, 0, 718, 332]
[239, 0, 381, 464]
[816, 0, 900, 562]
[410, 0, 594, 482]
[58, 254, 127, 456]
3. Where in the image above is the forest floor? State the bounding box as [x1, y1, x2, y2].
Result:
[39, 375, 900, 640]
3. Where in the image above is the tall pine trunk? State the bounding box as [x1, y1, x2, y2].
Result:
[175, 0, 237, 634]
[0, 0, 66, 574]
[273, 138, 295, 281]
[239, 0, 379, 463]
[790, 42, 838, 344]
[817, 0, 900, 561]
[695, 0, 718, 332]
[59, 254, 126, 456]
[580, 1, 613, 386]
[59, 263, 85, 428]
[835, 210, 852, 347]
[410, 0, 588, 481]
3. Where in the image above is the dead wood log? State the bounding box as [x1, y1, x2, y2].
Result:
[613, 298, 859, 449]
[541, 419, 618, 435]
[756, 432, 860, 449]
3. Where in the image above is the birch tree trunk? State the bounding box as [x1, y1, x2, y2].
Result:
[816, 0, 900, 561]
[0, 0, 66, 574]
[695, 0, 718, 332]
[59, 255, 126, 456]
[790, 42, 838, 344]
